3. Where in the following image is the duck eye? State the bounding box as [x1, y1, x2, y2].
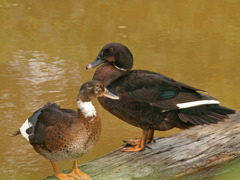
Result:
[93, 84, 99, 91]
[94, 86, 100, 94]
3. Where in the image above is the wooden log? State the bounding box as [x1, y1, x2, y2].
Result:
[45, 112, 240, 180]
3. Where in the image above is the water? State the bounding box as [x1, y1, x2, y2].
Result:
[0, 1, 239, 179]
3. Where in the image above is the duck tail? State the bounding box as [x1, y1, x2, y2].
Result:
[211, 105, 236, 116]
[178, 105, 236, 125]
[12, 129, 21, 137]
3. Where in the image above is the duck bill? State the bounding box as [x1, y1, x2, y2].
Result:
[86, 55, 106, 69]
[103, 88, 119, 100]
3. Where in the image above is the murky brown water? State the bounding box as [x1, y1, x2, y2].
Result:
[1, 1, 239, 179]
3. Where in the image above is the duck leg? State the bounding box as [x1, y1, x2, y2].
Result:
[50, 161, 75, 180]
[147, 129, 155, 143]
[121, 129, 149, 152]
[122, 129, 155, 146]
[68, 160, 90, 180]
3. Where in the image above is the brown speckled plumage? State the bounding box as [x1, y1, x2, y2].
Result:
[13, 80, 119, 179]
[30, 106, 101, 161]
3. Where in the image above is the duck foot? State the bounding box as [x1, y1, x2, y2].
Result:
[50, 161, 76, 180]
[56, 173, 76, 180]
[122, 138, 141, 146]
[122, 137, 156, 146]
[121, 129, 156, 152]
[121, 144, 145, 152]
[68, 168, 90, 180]
[122, 129, 157, 146]
[121, 143, 153, 152]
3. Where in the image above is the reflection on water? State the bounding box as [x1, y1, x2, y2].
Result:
[0, 1, 240, 179]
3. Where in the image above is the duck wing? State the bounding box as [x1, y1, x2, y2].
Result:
[111, 70, 216, 111]
[28, 103, 77, 145]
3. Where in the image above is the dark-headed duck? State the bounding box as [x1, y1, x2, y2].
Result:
[12, 80, 119, 180]
[86, 43, 236, 152]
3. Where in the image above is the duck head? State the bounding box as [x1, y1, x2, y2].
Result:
[77, 80, 119, 102]
[86, 43, 133, 71]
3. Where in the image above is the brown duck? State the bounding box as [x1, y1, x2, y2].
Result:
[86, 43, 235, 152]
[13, 80, 119, 180]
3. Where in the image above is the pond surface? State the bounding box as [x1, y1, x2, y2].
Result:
[0, 1, 239, 179]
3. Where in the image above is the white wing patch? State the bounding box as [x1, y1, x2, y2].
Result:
[19, 119, 31, 141]
[177, 100, 220, 109]
[77, 100, 96, 118]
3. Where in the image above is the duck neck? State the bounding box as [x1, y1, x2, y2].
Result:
[93, 63, 127, 87]
[77, 100, 96, 119]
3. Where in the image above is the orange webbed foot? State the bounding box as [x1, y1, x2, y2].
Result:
[123, 138, 141, 146]
[56, 173, 76, 180]
[121, 129, 154, 152]
[121, 144, 146, 152]
[68, 167, 90, 180]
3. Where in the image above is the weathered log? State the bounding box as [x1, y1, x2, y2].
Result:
[45, 112, 240, 180]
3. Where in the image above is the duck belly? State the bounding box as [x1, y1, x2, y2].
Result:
[34, 136, 99, 162]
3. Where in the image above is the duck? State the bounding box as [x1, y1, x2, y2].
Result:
[86, 42, 236, 152]
[12, 80, 119, 180]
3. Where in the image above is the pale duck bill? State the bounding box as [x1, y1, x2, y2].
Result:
[103, 88, 119, 100]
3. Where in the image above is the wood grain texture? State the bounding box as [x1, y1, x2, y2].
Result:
[45, 112, 240, 180]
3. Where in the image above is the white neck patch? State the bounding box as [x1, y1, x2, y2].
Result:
[77, 100, 96, 118]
